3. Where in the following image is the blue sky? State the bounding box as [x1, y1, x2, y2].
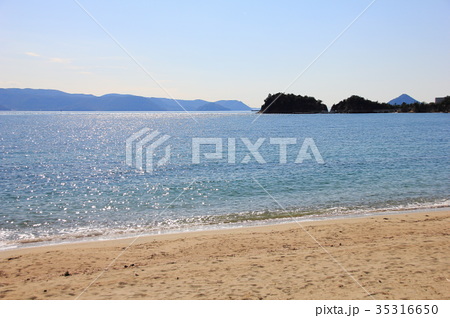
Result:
[1, 0, 449, 108]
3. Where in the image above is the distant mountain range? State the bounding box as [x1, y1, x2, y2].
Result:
[388, 94, 418, 105]
[0, 88, 251, 112]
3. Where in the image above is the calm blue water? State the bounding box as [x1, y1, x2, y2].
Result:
[0, 112, 449, 249]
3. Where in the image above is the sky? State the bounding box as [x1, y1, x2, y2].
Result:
[1, 0, 449, 108]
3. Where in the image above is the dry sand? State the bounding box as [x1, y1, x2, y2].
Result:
[0, 210, 449, 300]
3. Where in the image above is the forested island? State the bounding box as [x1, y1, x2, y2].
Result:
[259, 93, 450, 114]
[331, 95, 450, 113]
[259, 93, 328, 113]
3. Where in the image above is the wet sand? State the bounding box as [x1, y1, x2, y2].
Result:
[0, 210, 449, 300]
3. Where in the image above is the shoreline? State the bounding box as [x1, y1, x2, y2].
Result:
[2, 205, 449, 253]
[0, 209, 448, 299]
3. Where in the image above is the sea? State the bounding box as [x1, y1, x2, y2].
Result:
[0, 111, 449, 250]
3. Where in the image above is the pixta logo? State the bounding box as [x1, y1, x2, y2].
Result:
[126, 128, 324, 173]
[192, 137, 324, 164]
[126, 128, 171, 173]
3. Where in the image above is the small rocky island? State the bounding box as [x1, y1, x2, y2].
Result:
[330, 95, 395, 113]
[258, 93, 328, 114]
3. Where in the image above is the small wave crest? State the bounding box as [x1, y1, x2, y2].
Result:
[1, 198, 449, 251]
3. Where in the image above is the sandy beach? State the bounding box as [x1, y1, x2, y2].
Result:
[0, 210, 448, 300]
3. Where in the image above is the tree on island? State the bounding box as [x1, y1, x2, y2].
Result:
[330, 95, 396, 113]
[436, 96, 450, 112]
[331, 95, 450, 113]
[259, 93, 328, 114]
[399, 96, 450, 113]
